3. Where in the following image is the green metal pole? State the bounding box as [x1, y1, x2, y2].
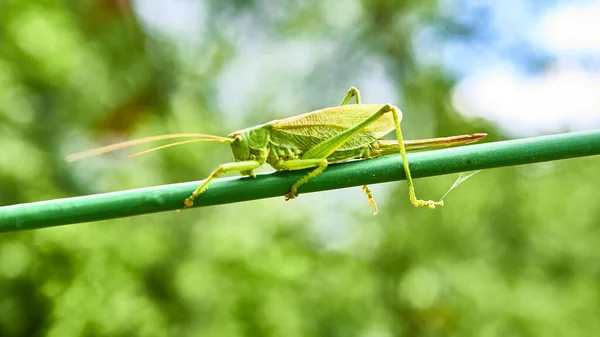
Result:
[1, 129, 599, 232]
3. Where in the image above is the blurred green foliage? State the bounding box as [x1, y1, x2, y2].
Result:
[1, 0, 599, 336]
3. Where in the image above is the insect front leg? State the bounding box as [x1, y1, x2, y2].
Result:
[276, 159, 328, 200]
[181, 160, 261, 211]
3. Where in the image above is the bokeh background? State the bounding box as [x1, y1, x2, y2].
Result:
[1, 0, 600, 336]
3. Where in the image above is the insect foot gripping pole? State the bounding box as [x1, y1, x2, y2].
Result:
[180, 160, 261, 211]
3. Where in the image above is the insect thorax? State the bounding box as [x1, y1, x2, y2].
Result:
[229, 125, 271, 168]
[266, 144, 303, 170]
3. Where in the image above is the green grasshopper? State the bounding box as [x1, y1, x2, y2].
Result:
[68, 87, 486, 214]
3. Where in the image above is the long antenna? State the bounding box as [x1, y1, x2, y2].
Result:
[67, 133, 233, 162]
[128, 138, 230, 158]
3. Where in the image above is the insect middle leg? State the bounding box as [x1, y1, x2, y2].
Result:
[278, 88, 374, 206]
[277, 159, 328, 200]
[182, 160, 260, 210]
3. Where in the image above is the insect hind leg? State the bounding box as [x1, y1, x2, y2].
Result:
[303, 103, 442, 210]
[387, 105, 443, 209]
[340, 87, 361, 105]
[361, 185, 378, 215]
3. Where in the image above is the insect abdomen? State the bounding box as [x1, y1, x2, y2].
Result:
[325, 146, 374, 163]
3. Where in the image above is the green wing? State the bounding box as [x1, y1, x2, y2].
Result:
[270, 104, 399, 152]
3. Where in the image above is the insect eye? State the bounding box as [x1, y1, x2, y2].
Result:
[234, 135, 243, 142]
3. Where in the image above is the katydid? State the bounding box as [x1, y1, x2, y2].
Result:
[68, 87, 486, 214]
